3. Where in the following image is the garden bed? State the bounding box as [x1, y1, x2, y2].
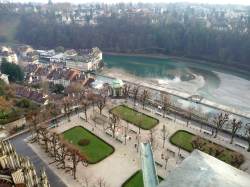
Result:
[110, 105, 159, 130]
[63, 126, 114, 164]
[122, 170, 163, 187]
[170, 130, 244, 168]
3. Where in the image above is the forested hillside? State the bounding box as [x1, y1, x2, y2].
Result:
[15, 13, 250, 69]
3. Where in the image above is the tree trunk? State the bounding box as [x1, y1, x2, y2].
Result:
[112, 129, 115, 138]
[85, 110, 88, 122]
[230, 135, 234, 144]
[214, 129, 218, 138]
[73, 155, 76, 180]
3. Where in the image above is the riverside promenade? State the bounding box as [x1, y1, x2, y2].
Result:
[97, 73, 250, 119]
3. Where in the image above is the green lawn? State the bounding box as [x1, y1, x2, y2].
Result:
[170, 130, 244, 168]
[122, 170, 163, 187]
[111, 105, 159, 130]
[63, 126, 114, 164]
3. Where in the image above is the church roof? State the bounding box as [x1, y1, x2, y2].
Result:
[158, 150, 250, 187]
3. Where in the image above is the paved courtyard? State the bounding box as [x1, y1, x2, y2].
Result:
[19, 98, 250, 186]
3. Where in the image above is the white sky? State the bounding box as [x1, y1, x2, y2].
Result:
[8, 0, 250, 5]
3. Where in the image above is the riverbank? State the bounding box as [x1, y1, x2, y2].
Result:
[97, 70, 250, 120]
[103, 52, 250, 80]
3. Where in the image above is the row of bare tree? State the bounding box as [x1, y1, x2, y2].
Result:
[124, 84, 250, 151]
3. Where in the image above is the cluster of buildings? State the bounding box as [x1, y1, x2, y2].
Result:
[0, 44, 102, 106]
[25, 63, 87, 87]
[2, 1, 249, 32]
[0, 44, 103, 73]
[15, 85, 48, 105]
[38, 47, 103, 72]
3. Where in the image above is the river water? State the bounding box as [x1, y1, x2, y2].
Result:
[93, 54, 250, 136]
[103, 55, 250, 114]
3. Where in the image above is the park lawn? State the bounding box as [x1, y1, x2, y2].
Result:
[170, 130, 244, 168]
[111, 105, 159, 130]
[63, 126, 114, 164]
[122, 170, 163, 187]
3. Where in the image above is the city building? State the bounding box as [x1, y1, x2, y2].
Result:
[66, 47, 103, 71]
[0, 73, 9, 84]
[0, 46, 18, 64]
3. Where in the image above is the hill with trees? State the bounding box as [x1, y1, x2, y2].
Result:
[15, 13, 250, 70]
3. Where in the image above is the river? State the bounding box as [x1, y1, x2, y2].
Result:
[91, 54, 250, 136]
[103, 54, 250, 114]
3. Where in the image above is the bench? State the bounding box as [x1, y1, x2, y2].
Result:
[129, 129, 137, 134]
[105, 131, 112, 137]
[155, 161, 163, 168]
[167, 149, 175, 157]
[203, 130, 212, 136]
[235, 143, 247, 150]
[155, 111, 162, 116]
[116, 137, 123, 143]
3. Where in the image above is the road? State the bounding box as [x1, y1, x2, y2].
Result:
[10, 132, 67, 187]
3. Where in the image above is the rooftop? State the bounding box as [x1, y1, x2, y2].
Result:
[158, 150, 250, 187]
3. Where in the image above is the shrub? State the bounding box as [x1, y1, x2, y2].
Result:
[78, 139, 90, 146]
[16, 98, 31, 108]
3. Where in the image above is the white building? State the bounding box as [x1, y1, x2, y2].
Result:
[0, 46, 19, 64]
[0, 73, 9, 84]
[66, 47, 103, 71]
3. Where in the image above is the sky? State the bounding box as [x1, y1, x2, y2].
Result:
[8, 0, 250, 6]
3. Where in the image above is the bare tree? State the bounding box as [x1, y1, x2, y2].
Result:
[46, 102, 61, 126]
[107, 113, 120, 138]
[26, 109, 41, 140]
[161, 94, 171, 118]
[66, 144, 87, 180]
[161, 125, 168, 148]
[150, 128, 158, 151]
[186, 106, 194, 127]
[141, 89, 150, 109]
[132, 86, 139, 107]
[124, 122, 129, 145]
[47, 132, 60, 158]
[56, 136, 68, 169]
[122, 84, 131, 99]
[63, 97, 71, 122]
[245, 123, 250, 152]
[81, 99, 90, 122]
[212, 112, 229, 138]
[96, 95, 107, 115]
[230, 119, 242, 144]
[87, 92, 98, 112]
[38, 126, 50, 153]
